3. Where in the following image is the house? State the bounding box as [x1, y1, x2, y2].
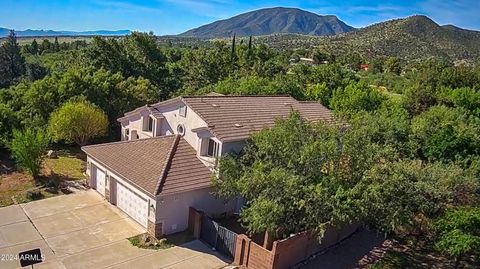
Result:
[82, 95, 335, 238]
[360, 64, 369, 71]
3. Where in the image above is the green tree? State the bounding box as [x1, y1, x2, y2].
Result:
[330, 82, 385, 114]
[435, 207, 480, 269]
[9, 128, 49, 178]
[0, 30, 26, 88]
[53, 37, 60, 52]
[214, 112, 389, 238]
[384, 57, 401, 75]
[0, 103, 19, 147]
[40, 39, 52, 54]
[440, 87, 480, 116]
[48, 100, 108, 146]
[410, 106, 480, 162]
[369, 58, 385, 74]
[354, 161, 479, 233]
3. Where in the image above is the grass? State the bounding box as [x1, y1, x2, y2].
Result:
[0, 148, 86, 207]
[0, 172, 36, 207]
[43, 155, 85, 180]
[129, 231, 194, 250]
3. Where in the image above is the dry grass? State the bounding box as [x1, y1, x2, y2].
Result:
[0, 149, 86, 207]
[0, 172, 35, 207]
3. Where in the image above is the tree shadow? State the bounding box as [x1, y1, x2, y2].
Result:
[300, 229, 387, 269]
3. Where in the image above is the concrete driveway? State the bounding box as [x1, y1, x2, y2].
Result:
[0, 190, 228, 269]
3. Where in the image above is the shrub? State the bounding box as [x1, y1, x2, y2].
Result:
[10, 128, 49, 178]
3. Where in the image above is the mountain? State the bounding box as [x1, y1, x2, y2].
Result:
[254, 15, 480, 61]
[0, 28, 131, 37]
[179, 7, 355, 39]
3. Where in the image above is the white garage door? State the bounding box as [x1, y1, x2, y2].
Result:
[116, 183, 148, 227]
[96, 169, 106, 196]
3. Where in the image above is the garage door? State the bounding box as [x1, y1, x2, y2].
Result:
[116, 183, 148, 227]
[96, 168, 106, 196]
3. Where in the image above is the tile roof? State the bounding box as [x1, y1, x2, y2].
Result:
[82, 135, 212, 197]
[182, 96, 335, 142]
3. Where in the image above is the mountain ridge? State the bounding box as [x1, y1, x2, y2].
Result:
[179, 7, 355, 38]
[250, 15, 480, 61]
[0, 28, 131, 37]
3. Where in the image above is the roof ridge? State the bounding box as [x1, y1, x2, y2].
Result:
[81, 135, 177, 150]
[155, 135, 180, 195]
[182, 94, 293, 98]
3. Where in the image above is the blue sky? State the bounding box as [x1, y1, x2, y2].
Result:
[2, 0, 479, 34]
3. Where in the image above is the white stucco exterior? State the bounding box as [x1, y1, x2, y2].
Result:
[119, 100, 216, 155]
[86, 156, 157, 226]
[156, 187, 237, 235]
[85, 98, 249, 236]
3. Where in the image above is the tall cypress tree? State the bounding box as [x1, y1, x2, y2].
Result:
[0, 30, 26, 88]
[231, 34, 236, 72]
[31, 39, 39, 55]
[54, 36, 60, 52]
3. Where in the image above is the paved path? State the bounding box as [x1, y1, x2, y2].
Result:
[0, 190, 228, 269]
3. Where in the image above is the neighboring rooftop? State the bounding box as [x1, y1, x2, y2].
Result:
[82, 135, 212, 197]
[181, 95, 335, 142]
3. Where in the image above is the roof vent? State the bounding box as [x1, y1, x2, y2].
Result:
[234, 123, 243, 128]
[211, 104, 220, 108]
[284, 102, 292, 106]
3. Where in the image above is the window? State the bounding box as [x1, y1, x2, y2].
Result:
[148, 117, 154, 132]
[124, 128, 130, 140]
[179, 106, 187, 117]
[143, 116, 154, 132]
[207, 139, 220, 158]
[177, 124, 185, 136]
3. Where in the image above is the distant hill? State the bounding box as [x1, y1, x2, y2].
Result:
[179, 7, 355, 39]
[253, 15, 480, 61]
[0, 28, 131, 37]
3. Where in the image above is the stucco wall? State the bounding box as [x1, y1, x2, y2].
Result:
[119, 100, 214, 156]
[153, 101, 209, 153]
[156, 187, 236, 235]
[86, 157, 157, 225]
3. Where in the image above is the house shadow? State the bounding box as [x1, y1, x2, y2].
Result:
[300, 228, 387, 269]
[177, 239, 233, 264]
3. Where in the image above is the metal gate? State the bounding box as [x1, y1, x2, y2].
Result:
[200, 215, 238, 259]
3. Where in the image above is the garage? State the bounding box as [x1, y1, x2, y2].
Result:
[116, 182, 148, 227]
[96, 168, 106, 196]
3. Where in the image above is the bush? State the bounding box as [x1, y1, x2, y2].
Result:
[10, 128, 49, 179]
[48, 100, 108, 146]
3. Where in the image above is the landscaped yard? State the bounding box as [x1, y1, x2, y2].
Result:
[129, 231, 195, 250]
[0, 148, 86, 207]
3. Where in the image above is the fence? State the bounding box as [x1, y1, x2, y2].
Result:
[188, 207, 238, 259]
[188, 207, 359, 269]
[235, 223, 360, 269]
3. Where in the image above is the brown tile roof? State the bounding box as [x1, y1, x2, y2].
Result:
[159, 138, 213, 195]
[182, 96, 335, 142]
[82, 135, 212, 197]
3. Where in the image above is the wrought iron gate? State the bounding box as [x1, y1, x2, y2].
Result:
[200, 215, 238, 259]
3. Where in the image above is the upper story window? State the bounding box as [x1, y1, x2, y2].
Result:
[179, 106, 187, 117]
[124, 128, 130, 140]
[177, 124, 185, 136]
[207, 138, 220, 158]
[143, 116, 154, 132]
